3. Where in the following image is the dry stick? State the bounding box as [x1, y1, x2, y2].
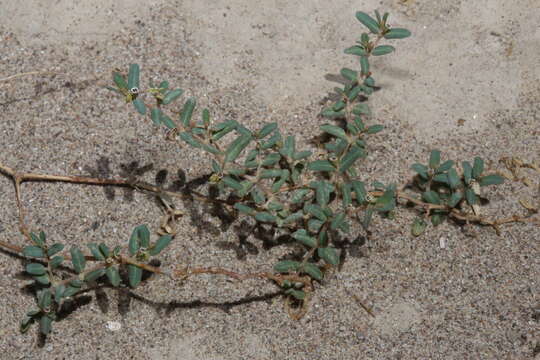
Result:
[0, 71, 56, 83]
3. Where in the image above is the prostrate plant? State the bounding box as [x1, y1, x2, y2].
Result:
[0, 10, 530, 338]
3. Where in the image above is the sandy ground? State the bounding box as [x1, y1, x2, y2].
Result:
[0, 1, 539, 359]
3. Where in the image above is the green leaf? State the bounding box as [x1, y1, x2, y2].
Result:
[34, 274, 50, 285]
[37, 289, 52, 309]
[340, 183, 352, 209]
[291, 189, 311, 204]
[422, 190, 441, 205]
[128, 264, 143, 288]
[436, 160, 454, 173]
[384, 28, 411, 39]
[472, 157, 484, 179]
[127, 64, 140, 90]
[254, 212, 277, 223]
[26, 263, 46, 276]
[364, 77, 375, 87]
[87, 243, 105, 261]
[62, 286, 80, 298]
[321, 108, 345, 119]
[149, 235, 173, 256]
[132, 98, 146, 115]
[307, 160, 336, 172]
[308, 218, 324, 233]
[330, 212, 346, 231]
[447, 168, 461, 189]
[375, 189, 396, 212]
[260, 131, 281, 149]
[106, 266, 121, 287]
[344, 45, 367, 56]
[366, 124, 384, 134]
[158, 80, 169, 90]
[479, 174, 504, 186]
[362, 208, 373, 229]
[320, 124, 347, 140]
[429, 150, 441, 169]
[179, 132, 202, 148]
[431, 214, 445, 226]
[162, 89, 184, 105]
[448, 192, 463, 208]
[258, 122, 278, 138]
[283, 212, 304, 224]
[433, 173, 449, 185]
[70, 279, 83, 288]
[180, 98, 197, 127]
[465, 188, 477, 205]
[293, 150, 312, 161]
[221, 176, 243, 191]
[285, 289, 306, 300]
[304, 204, 327, 221]
[20, 315, 35, 333]
[355, 11, 380, 33]
[50, 256, 64, 269]
[318, 247, 339, 266]
[23, 246, 45, 258]
[302, 263, 323, 281]
[234, 203, 255, 216]
[411, 163, 429, 179]
[150, 108, 162, 125]
[70, 246, 86, 273]
[161, 114, 176, 129]
[352, 105, 370, 118]
[411, 217, 427, 237]
[292, 229, 317, 248]
[54, 284, 65, 304]
[462, 161, 472, 184]
[202, 108, 211, 126]
[128, 228, 141, 255]
[339, 146, 365, 173]
[113, 72, 128, 90]
[261, 153, 281, 166]
[84, 269, 105, 282]
[371, 45, 395, 56]
[39, 315, 53, 335]
[225, 134, 252, 163]
[274, 260, 300, 273]
[280, 135, 296, 159]
[30, 232, 44, 247]
[351, 180, 367, 204]
[312, 181, 334, 207]
[360, 56, 370, 75]
[340, 67, 358, 82]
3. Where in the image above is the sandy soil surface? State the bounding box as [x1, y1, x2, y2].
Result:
[1, 1, 538, 359]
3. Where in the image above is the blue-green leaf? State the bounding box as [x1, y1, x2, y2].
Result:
[106, 266, 121, 287]
[128, 264, 143, 288]
[70, 246, 86, 274]
[292, 229, 317, 248]
[26, 263, 46, 276]
[149, 235, 173, 256]
[340, 68, 358, 82]
[318, 247, 339, 266]
[371, 45, 395, 56]
[87, 243, 105, 261]
[150, 108, 162, 125]
[411, 163, 429, 179]
[320, 124, 347, 140]
[302, 263, 323, 281]
[84, 269, 105, 282]
[384, 28, 411, 39]
[462, 161, 472, 184]
[180, 98, 196, 127]
[429, 150, 441, 169]
[132, 98, 146, 115]
[355, 11, 380, 33]
[274, 260, 300, 273]
[127, 64, 140, 89]
[422, 190, 441, 205]
[472, 157, 484, 179]
[344, 45, 367, 56]
[225, 134, 252, 163]
[307, 160, 335, 172]
[339, 146, 365, 173]
[162, 89, 184, 105]
[23, 246, 45, 258]
[360, 56, 370, 75]
[479, 174, 504, 186]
